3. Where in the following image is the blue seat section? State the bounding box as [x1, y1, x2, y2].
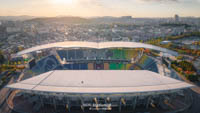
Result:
[72, 63, 80, 70]
[147, 62, 159, 73]
[62, 63, 88, 70]
[48, 55, 60, 64]
[68, 50, 76, 59]
[143, 58, 154, 69]
[31, 55, 60, 74]
[58, 50, 84, 60]
[31, 50, 159, 73]
[137, 55, 159, 73]
[31, 65, 41, 74]
[76, 50, 84, 59]
[63, 64, 73, 70]
[54, 65, 63, 70]
[138, 55, 154, 69]
[144, 59, 153, 68]
[57, 49, 138, 60]
[105, 50, 113, 59]
[80, 63, 88, 70]
[57, 50, 67, 60]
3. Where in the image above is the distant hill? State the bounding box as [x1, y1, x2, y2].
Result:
[25, 16, 135, 24]
[25, 16, 90, 24]
[0, 16, 135, 24]
[0, 15, 35, 21]
[90, 16, 134, 23]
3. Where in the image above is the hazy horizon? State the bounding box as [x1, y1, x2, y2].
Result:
[0, 15, 200, 18]
[0, 0, 200, 18]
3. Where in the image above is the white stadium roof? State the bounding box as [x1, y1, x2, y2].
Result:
[16, 41, 178, 56]
[6, 70, 193, 94]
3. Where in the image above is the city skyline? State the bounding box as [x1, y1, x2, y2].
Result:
[0, 0, 200, 17]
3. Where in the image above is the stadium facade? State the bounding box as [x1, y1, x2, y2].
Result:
[6, 41, 193, 112]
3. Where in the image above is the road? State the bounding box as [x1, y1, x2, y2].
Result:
[173, 69, 200, 113]
[184, 89, 200, 113]
[0, 78, 14, 113]
[0, 72, 21, 113]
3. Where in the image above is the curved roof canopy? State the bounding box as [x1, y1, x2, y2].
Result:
[6, 70, 193, 94]
[16, 41, 178, 56]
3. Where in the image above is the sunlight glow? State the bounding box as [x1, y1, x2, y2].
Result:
[50, 0, 74, 5]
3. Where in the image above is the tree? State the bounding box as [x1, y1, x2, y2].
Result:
[186, 74, 198, 82]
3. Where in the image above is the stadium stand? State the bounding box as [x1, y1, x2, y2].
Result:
[79, 63, 88, 70]
[138, 55, 154, 68]
[104, 63, 109, 70]
[125, 63, 134, 70]
[109, 63, 125, 70]
[83, 49, 96, 60]
[31, 65, 41, 74]
[147, 62, 158, 73]
[32, 49, 158, 72]
[133, 65, 142, 70]
[113, 49, 122, 59]
[109, 63, 118, 70]
[68, 50, 76, 60]
[137, 54, 159, 73]
[54, 65, 63, 70]
[63, 64, 73, 70]
[57, 50, 67, 60]
[104, 49, 139, 60]
[125, 49, 138, 59]
[95, 63, 104, 70]
[96, 49, 106, 59]
[76, 50, 84, 59]
[57, 49, 139, 61]
[105, 49, 113, 59]
[72, 63, 79, 70]
[31, 55, 60, 74]
[88, 63, 94, 70]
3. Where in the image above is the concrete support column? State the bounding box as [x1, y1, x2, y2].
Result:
[94, 97, 99, 110]
[105, 97, 111, 110]
[170, 93, 176, 103]
[64, 97, 70, 112]
[53, 97, 57, 111]
[81, 98, 85, 112]
[158, 95, 163, 106]
[67, 50, 69, 60]
[145, 96, 151, 109]
[75, 49, 77, 60]
[67, 99, 71, 112]
[132, 97, 137, 110]
[121, 98, 126, 105]
[119, 98, 122, 112]
[87, 49, 89, 60]
[168, 62, 171, 68]
[172, 93, 177, 98]
[121, 48, 122, 60]
[39, 95, 44, 107]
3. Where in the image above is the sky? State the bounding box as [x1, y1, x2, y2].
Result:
[0, 0, 200, 17]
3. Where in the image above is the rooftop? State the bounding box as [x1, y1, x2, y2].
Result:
[6, 70, 193, 94]
[16, 41, 178, 56]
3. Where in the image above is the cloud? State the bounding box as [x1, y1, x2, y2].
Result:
[133, 0, 178, 3]
[79, 0, 104, 7]
[141, 0, 178, 1]
[134, 0, 200, 3]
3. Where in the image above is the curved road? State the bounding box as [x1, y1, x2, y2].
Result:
[0, 72, 21, 113]
[183, 85, 200, 113]
[174, 70, 200, 113]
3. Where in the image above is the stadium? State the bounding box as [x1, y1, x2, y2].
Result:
[6, 41, 194, 113]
